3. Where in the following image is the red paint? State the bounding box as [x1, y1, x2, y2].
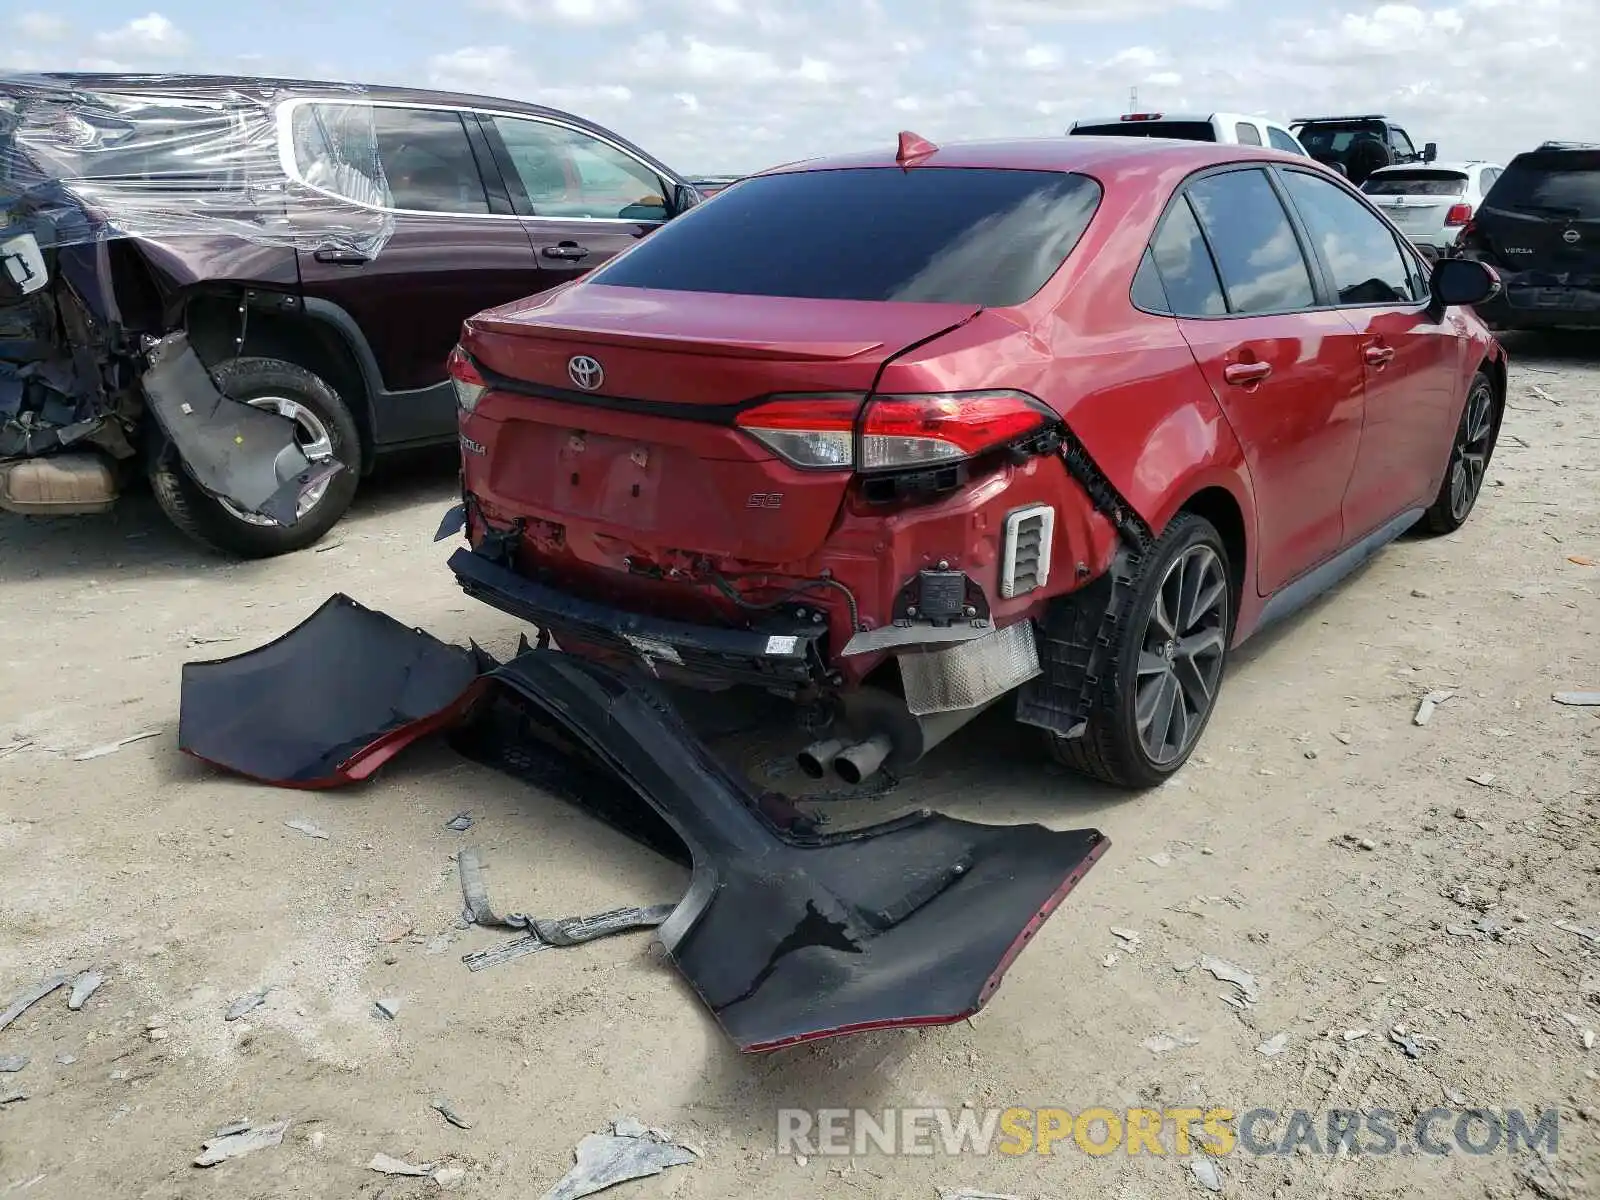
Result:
[456, 136, 1503, 681]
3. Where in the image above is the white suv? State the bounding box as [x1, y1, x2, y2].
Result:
[1360, 161, 1504, 258]
[1067, 111, 1311, 156]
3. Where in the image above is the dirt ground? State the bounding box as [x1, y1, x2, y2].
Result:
[0, 332, 1597, 1200]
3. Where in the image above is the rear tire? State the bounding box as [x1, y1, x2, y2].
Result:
[149, 356, 361, 558]
[1046, 513, 1233, 789]
[1418, 370, 1499, 536]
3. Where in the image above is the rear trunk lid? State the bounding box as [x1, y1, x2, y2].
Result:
[1362, 169, 1469, 244]
[460, 283, 980, 563]
[1474, 148, 1600, 282]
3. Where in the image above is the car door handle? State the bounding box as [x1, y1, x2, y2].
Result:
[312, 249, 370, 265]
[1364, 344, 1396, 367]
[1223, 361, 1273, 386]
[542, 243, 591, 260]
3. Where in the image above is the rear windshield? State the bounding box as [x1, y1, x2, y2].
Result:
[591, 166, 1103, 307]
[1072, 121, 1216, 142]
[1362, 170, 1467, 196]
[1485, 150, 1600, 216]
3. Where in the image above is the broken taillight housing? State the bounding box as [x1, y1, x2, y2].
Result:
[735, 390, 1056, 473]
[1444, 202, 1474, 227]
[447, 345, 488, 413]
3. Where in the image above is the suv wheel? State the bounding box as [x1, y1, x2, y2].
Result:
[149, 356, 361, 558]
[1418, 370, 1500, 536]
[1046, 513, 1233, 789]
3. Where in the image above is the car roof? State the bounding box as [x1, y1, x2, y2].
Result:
[758, 135, 1307, 179]
[1073, 112, 1290, 127]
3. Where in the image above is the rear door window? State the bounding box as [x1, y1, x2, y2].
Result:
[484, 115, 669, 221]
[291, 103, 489, 214]
[1234, 122, 1263, 146]
[1484, 150, 1600, 216]
[1184, 168, 1317, 313]
[591, 166, 1103, 306]
[1147, 197, 1227, 316]
[1280, 169, 1418, 304]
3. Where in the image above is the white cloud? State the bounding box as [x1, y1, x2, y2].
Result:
[16, 12, 68, 40]
[471, 0, 638, 22]
[93, 12, 189, 57]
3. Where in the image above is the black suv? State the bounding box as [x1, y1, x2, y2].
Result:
[1454, 142, 1600, 331]
[2, 73, 701, 556]
[1289, 114, 1438, 186]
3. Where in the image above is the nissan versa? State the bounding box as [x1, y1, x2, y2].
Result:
[441, 134, 1506, 790]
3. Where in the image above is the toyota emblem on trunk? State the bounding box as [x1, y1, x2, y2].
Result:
[568, 355, 604, 391]
[1564, 228, 1581, 244]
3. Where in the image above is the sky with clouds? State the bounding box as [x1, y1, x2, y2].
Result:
[3, 0, 1596, 174]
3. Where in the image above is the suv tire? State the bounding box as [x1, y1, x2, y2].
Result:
[1046, 512, 1233, 789]
[149, 356, 361, 558]
[1418, 370, 1500, 536]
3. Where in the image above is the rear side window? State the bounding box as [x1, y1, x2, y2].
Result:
[1072, 121, 1217, 142]
[1267, 127, 1304, 155]
[1147, 197, 1227, 316]
[1362, 170, 1468, 196]
[1185, 169, 1316, 313]
[1485, 150, 1600, 216]
[1235, 123, 1263, 146]
[591, 167, 1103, 307]
[1280, 169, 1417, 304]
[292, 103, 489, 214]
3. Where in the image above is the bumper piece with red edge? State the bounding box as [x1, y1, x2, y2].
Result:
[175, 594, 1110, 1052]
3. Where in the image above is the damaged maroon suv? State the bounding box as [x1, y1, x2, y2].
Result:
[442, 133, 1507, 789]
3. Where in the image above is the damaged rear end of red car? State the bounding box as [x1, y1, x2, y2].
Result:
[446, 150, 1130, 787]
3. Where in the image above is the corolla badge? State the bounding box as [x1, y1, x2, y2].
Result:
[567, 354, 605, 391]
[1564, 228, 1581, 244]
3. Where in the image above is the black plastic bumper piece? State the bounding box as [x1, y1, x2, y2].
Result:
[178, 593, 484, 787]
[447, 546, 825, 691]
[482, 650, 1109, 1052]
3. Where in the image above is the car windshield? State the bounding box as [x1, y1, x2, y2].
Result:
[1362, 170, 1467, 197]
[1484, 150, 1600, 217]
[1293, 121, 1386, 158]
[590, 166, 1104, 307]
[1071, 121, 1217, 142]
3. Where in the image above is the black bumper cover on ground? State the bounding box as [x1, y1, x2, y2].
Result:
[177, 593, 1109, 1052]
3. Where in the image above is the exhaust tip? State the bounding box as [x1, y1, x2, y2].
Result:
[832, 733, 894, 787]
[796, 738, 846, 780]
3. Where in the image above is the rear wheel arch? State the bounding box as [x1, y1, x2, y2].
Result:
[1171, 485, 1248, 626]
[182, 291, 378, 472]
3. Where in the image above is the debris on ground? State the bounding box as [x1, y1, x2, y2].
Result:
[1142, 1032, 1201, 1054]
[1529, 384, 1556, 403]
[0, 1089, 28, 1106]
[0, 1055, 28, 1072]
[1466, 772, 1496, 787]
[66, 971, 103, 1011]
[212, 1120, 251, 1138]
[1553, 920, 1600, 946]
[0, 736, 33, 759]
[72, 729, 161, 761]
[1390, 1026, 1426, 1059]
[1513, 1147, 1576, 1200]
[432, 1097, 472, 1129]
[1110, 927, 1143, 950]
[225, 988, 270, 1021]
[1257, 1032, 1289, 1057]
[445, 812, 475, 832]
[937, 1191, 1023, 1200]
[1198, 954, 1259, 1004]
[1568, 555, 1597, 567]
[283, 818, 329, 840]
[540, 1118, 701, 1200]
[1147, 853, 1172, 868]
[0, 970, 80, 1033]
[368, 1152, 432, 1176]
[457, 846, 675, 972]
[1413, 690, 1455, 726]
[374, 997, 401, 1020]
[193, 1120, 290, 1167]
[1340, 833, 1377, 852]
[434, 1166, 469, 1188]
[1343, 1029, 1370, 1042]
[1552, 692, 1600, 707]
[1188, 1154, 1224, 1192]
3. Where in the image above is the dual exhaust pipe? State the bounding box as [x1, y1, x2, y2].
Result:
[797, 733, 894, 786]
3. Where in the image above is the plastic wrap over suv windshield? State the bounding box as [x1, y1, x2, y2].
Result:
[0, 73, 394, 257]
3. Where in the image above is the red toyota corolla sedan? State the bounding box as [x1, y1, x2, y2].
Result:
[443, 133, 1506, 790]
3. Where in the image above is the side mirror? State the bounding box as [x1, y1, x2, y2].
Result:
[1422, 142, 1438, 162]
[669, 183, 702, 217]
[1429, 257, 1500, 313]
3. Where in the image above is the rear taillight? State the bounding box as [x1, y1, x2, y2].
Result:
[735, 390, 1056, 473]
[447, 345, 488, 413]
[1444, 202, 1474, 226]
